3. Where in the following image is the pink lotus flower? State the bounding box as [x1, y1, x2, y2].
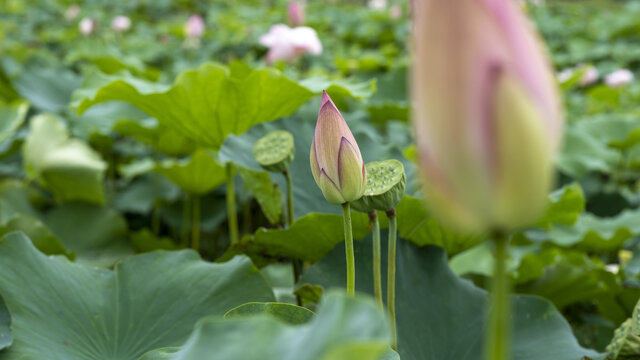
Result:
[259, 24, 322, 64]
[557, 64, 599, 86]
[79, 17, 97, 36]
[111, 15, 131, 32]
[605, 69, 634, 88]
[66, 4, 80, 20]
[310, 91, 365, 205]
[411, 0, 563, 232]
[184, 15, 205, 38]
[287, 1, 305, 27]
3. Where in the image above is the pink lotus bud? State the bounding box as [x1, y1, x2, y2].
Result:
[310, 91, 366, 205]
[259, 24, 322, 64]
[111, 15, 131, 32]
[184, 15, 205, 38]
[411, 0, 563, 232]
[66, 4, 80, 20]
[605, 69, 634, 88]
[287, 1, 305, 27]
[79, 17, 97, 36]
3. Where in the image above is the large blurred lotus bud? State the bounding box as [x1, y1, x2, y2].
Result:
[310, 91, 366, 205]
[79, 17, 97, 36]
[411, 0, 563, 232]
[287, 1, 305, 27]
[184, 15, 205, 38]
[605, 69, 634, 88]
[111, 15, 131, 32]
[259, 24, 322, 64]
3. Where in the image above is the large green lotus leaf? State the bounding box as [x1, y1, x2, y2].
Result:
[0, 101, 28, 143]
[224, 302, 315, 325]
[394, 196, 483, 255]
[23, 114, 107, 204]
[10, 61, 81, 113]
[222, 194, 487, 266]
[535, 183, 586, 228]
[44, 202, 132, 267]
[218, 111, 418, 218]
[170, 291, 392, 360]
[299, 235, 604, 360]
[0, 180, 41, 225]
[72, 63, 315, 149]
[573, 114, 640, 151]
[113, 173, 181, 215]
[0, 232, 275, 360]
[0, 297, 11, 351]
[527, 208, 640, 252]
[557, 127, 621, 178]
[516, 247, 620, 309]
[236, 166, 283, 225]
[221, 212, 370, 265]
[156, 150, 226, 195]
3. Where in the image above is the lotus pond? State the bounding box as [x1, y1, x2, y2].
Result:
[0, 0, 640, 359]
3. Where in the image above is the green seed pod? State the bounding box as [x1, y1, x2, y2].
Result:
[253, 130, 295, 173]
[607, 300, 640, 358]
[351, 159, 406, 213]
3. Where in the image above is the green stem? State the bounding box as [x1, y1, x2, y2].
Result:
[485, 231, 511, 360]
[191, 194, 200, 252]
[342, 203, 355, 296]
[226, 162, 239, 244]
[284, 169, 302, 305]
[180, 195, 191, 248]
[370, 212, 383, 309]
[284, 170, 294, 226]
[387, 209, 398, 351]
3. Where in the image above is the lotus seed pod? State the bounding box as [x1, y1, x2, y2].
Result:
[352, 160, 405, 213]
[607, 300, 640, 358]
[253, 130, 295, 173]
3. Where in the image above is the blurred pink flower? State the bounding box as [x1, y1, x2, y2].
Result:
[111, 15, 131, 32]
[287, 1, 305, 27]
[79, 17, 97, 36]
[184, 15, 205, 38]
[259, 24, 322, 64]
[66, 4, 80, 20]
[605, 69, 634, 88]
[389, 5, 402, 19]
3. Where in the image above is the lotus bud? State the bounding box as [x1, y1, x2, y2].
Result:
[287, 1, 305, 27]
[605, 69, 634, 88]
[253, 130, 295, 173]
[184, 15, 205, 38]
[78, 17, 97, 36]
[111, 15, 131, 32]
[411, 0, 563, 232]
[310, 91, 366, 205]
[352, 160, 406, 213]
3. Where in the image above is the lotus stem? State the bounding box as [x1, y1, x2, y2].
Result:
[342, 202, 355, 296]
[485, 231, 511, 360]
[369, 211, 383, 309]
[284, 169, 295, 226]
[387, 208, 398, 351]
[191, 194, 200, 251]
[226, 162, 239, 244]
[181, 195, 191, 247]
